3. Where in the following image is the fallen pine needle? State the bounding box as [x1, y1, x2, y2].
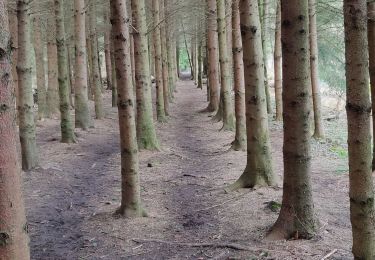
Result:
[321, 249, 337, 260]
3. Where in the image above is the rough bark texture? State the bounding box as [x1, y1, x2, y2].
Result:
[9, 9, 19, 109]
[89, 2, 104, 119]
[110, 0, 145, 218]
[274, 0, 282, 121]
[110, 43, 117, 107]
[268, 0, 317, 240]
[74, 0, 91, 130]
[0, 3, 30, 258]
[231, 0, 246, 151]
[33, 16, 48, 120]
[159, 0, 170, 116]
[229, 0, 275, 190]
[55, 0, 75, 143]
[369, 1, 375, 171]
[309, 0, 325, 139]
[216, 0, 235, 130]
[346, 1, 375, 258]
[104, 9, 112, 91]
[47, 15, 60, 118]
[152, 0, 167, 122]
[131, 0, 160, 150]
[17, 0, 38, 170]
[206, 0, 220, 113]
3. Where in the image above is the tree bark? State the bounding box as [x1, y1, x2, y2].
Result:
[229, 0, 275, 190]
[268, 0, 317, 240]
[89, 2, 104, 119]
[33, 16, 48, 120]
[346, 0, 375, 258]
[131, 0, 160, 150]
[47, 15, 60, 118]
[231, 0, 246, 151]
[74, 0, 91, 130]
[216, 0, 235, 130]
[369, 2, 375, 171]
[110, 0, 145, 218]
[104, 9, 112, 91]
[205, 0, 220, 112]
[17, 0, 38, 170]
[309, 0, 325, 139]
[0, 2, 30, 257]
[152, 0, 167, 122]
[9, 9, 19, 110]
[159, 0, 170, 116]
[274, 0, 282, 121]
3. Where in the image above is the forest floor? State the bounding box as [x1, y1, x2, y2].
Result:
[24, 79, 352, 260]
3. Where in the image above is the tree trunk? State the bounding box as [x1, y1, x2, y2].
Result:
[54, 0, 76, 143]
[89, 2, 104, 119]
[260, 0, 272, 114]
[74, 0, 91, 130]
[268, 0, 317, 240]
[110, 0, 145, 218]
[110, 43, 117, 107]
[369, 2, 375, 171]
[346, 1, 375, 258]
[17, 0, 38, 170]
[131, 0, 160, 150]
[229, 0, 275, 190]
[47, 15, 60, 118]
[33, 16, 48, 120]
[160, 0, 170, 116]
[197, 40, 203, 90]
[230, 0, 246, 151]
[0, 2, 30, 257]
[217, 0, 235, 130]
[274, 0, 282, 121]
[205, 0, 220, 113]
[104, 9, 112, 91]
[309, 0, 325, 139]
[9, 9, 19, 110]
[152, 0, 167, 122]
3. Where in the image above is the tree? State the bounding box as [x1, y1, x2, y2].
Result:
[231, 0, 246, 151]
[0, 2, 30, 258]
[345, 0, 375, 258]
[110, 0, 145, 217]
[228, 0, 275, 190]
[309, 0, 325, 139]
[216, 0, 235, 131]
[89, 1, 104, 119]
[74, 0, 91, 130]
[274, 0, 282, 121]
[368, 1, 375, 170]
[160, 0, 170, 116]
[205, 0, 220, 113]
[131, 0, 160, 150]
[17, 0, 38, 170]
[268, 0, 317, 240]
[55, 0, 76, 143]
[152, 0, 167, 122]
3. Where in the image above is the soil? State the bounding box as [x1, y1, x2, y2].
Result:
[25, 79, 352, 260]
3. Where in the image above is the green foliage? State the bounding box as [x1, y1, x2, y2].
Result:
[330, 145, 348, 159]
[179, 47, 190, 71]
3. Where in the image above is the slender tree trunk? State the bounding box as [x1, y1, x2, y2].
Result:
[74, 0, 91, 130]
[197, 40, 203, 90]
[274, 0, 282, 121]
[260, 0, 272, 114]
[131, 0, 160, 150]
[55, 0, 75, 143]
[206, 0, 220, 112]
[231, 0, 246, 151]
[17, 0, 38, 170]
[176, 41, 180, 78]
[369, 2, 375, 171]
[47, 15, 60, 118]
[217, 0, 235, 131]
[160, 0, 170, 116]
[268, 0, 317, 240]
[152, 0, 167, 122]
[110, 43, 117, 107]
[346, 1, 375, 258]
[89, 2, 104, 119]
[229, 0, 275, 190]
[104, 9, 112, 91]
[110, 0, 145, 218]
[33, 16, 48, 120]
[0, 2, 30, 257]
[308, 0, 324, 139]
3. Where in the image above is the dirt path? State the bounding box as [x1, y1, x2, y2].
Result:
[25, 80, 352, 259]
